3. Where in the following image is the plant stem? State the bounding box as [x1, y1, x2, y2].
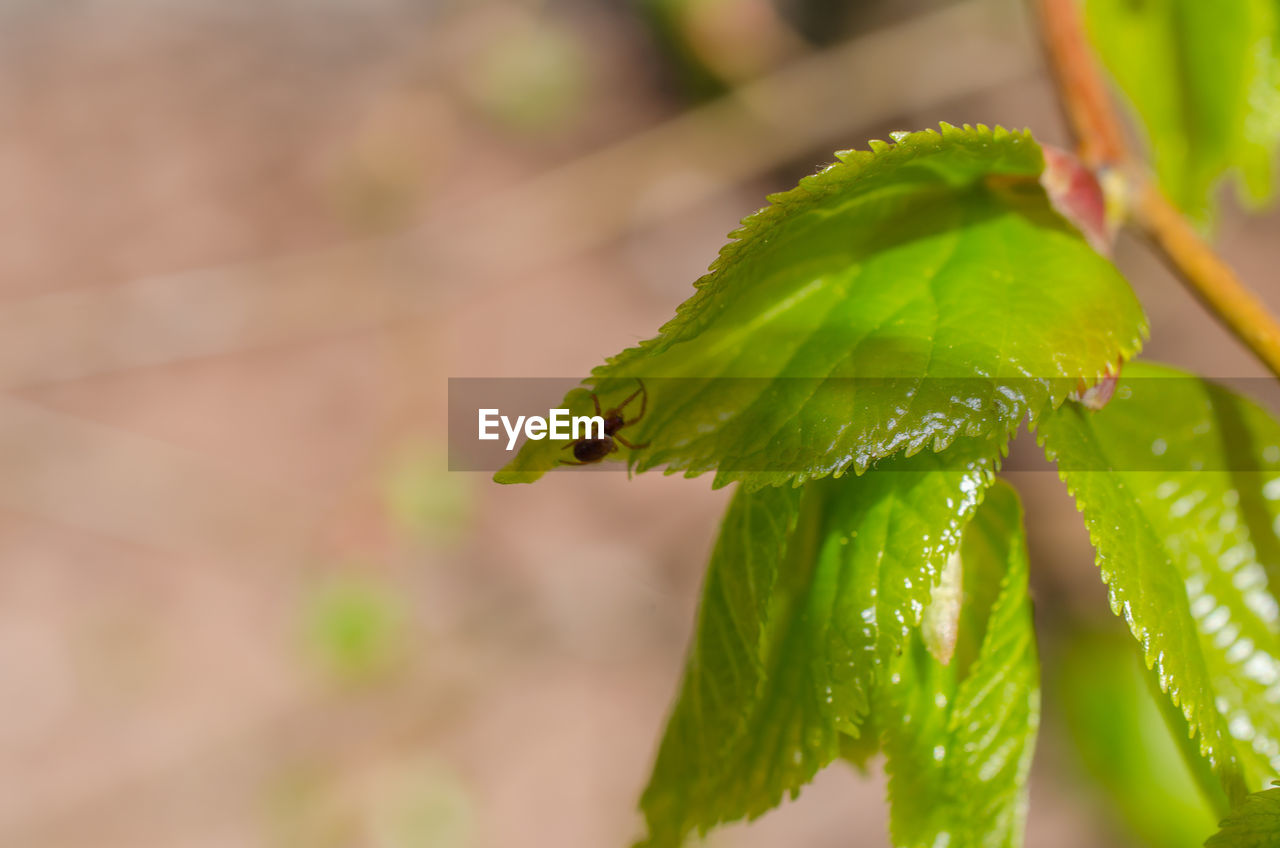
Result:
[1135, 183, 1280, 376]
[1034, 0, 1280, 379]
[1033, 0, 1127, 169]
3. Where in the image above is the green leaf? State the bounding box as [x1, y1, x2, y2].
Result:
[881, 480, 1040, 848]
[1085, 0, 1280, 219]
[1039, 361, 1280, 801]
[1207, 786, 1280, 847]
[496, 124, 1146, 488]
[1145, 657, 1237, 823]
[635, 436, 1002, 847]
[1057, 628, 1221, 848]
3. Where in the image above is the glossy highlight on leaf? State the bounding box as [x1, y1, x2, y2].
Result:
[497, 124, 1146, 488]
[634, 436, 1002, 847]
[881, 480, 1040, 848]
[1039, 361, 1280, 800]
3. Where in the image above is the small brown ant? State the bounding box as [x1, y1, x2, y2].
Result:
[559, 378, 650, 466]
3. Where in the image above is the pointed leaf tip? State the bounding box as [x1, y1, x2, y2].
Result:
[498, 126, 1146, 488]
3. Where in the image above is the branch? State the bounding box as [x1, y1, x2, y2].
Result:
[1033, 0, 1127, 169]
[1135, 183, 1280, 376]
[1034, 0, 1280, 379]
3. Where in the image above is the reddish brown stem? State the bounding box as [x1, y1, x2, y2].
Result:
[1135, 183, 1280, 377]
[1034, 0, 1280, 380]
[1034, 0, 1127, 169]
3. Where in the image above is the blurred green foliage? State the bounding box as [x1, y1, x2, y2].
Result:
[635, 0, 895, 99]
[301, 572, 409, 684]
[1057, 628, 1219, 848]
[384, 446, 473, 545]
[268, 758, 472, 848]
[639, 0, 736, 98]
[1086, 0, 1280, 221]
[370, 760, 475, 848]
[462, 15, 589, 136]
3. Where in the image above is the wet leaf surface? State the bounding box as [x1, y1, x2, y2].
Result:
[1040, 361, 1280, 800]
[498, 125, 1145, 488]
[634, 437, 1002, 846]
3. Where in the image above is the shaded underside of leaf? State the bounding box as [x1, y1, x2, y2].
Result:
[497, 123, 1146, 488]
[1086, 0, 1280, 219]
[881, 479, 1040, 848]
[634, 436, 1003, 847]
[1038, 361, 1280, 801]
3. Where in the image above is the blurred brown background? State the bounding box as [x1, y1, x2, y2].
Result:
[1, 0, 1277, 846]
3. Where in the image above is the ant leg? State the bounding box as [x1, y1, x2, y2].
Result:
[615, 379, 649, 430]
[613, 434, 650, 450]
[613, 379, 646, 416]
[590, 392, 602, 417]
[561, 442, 576, 450]
[635, 378, 648, 421]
